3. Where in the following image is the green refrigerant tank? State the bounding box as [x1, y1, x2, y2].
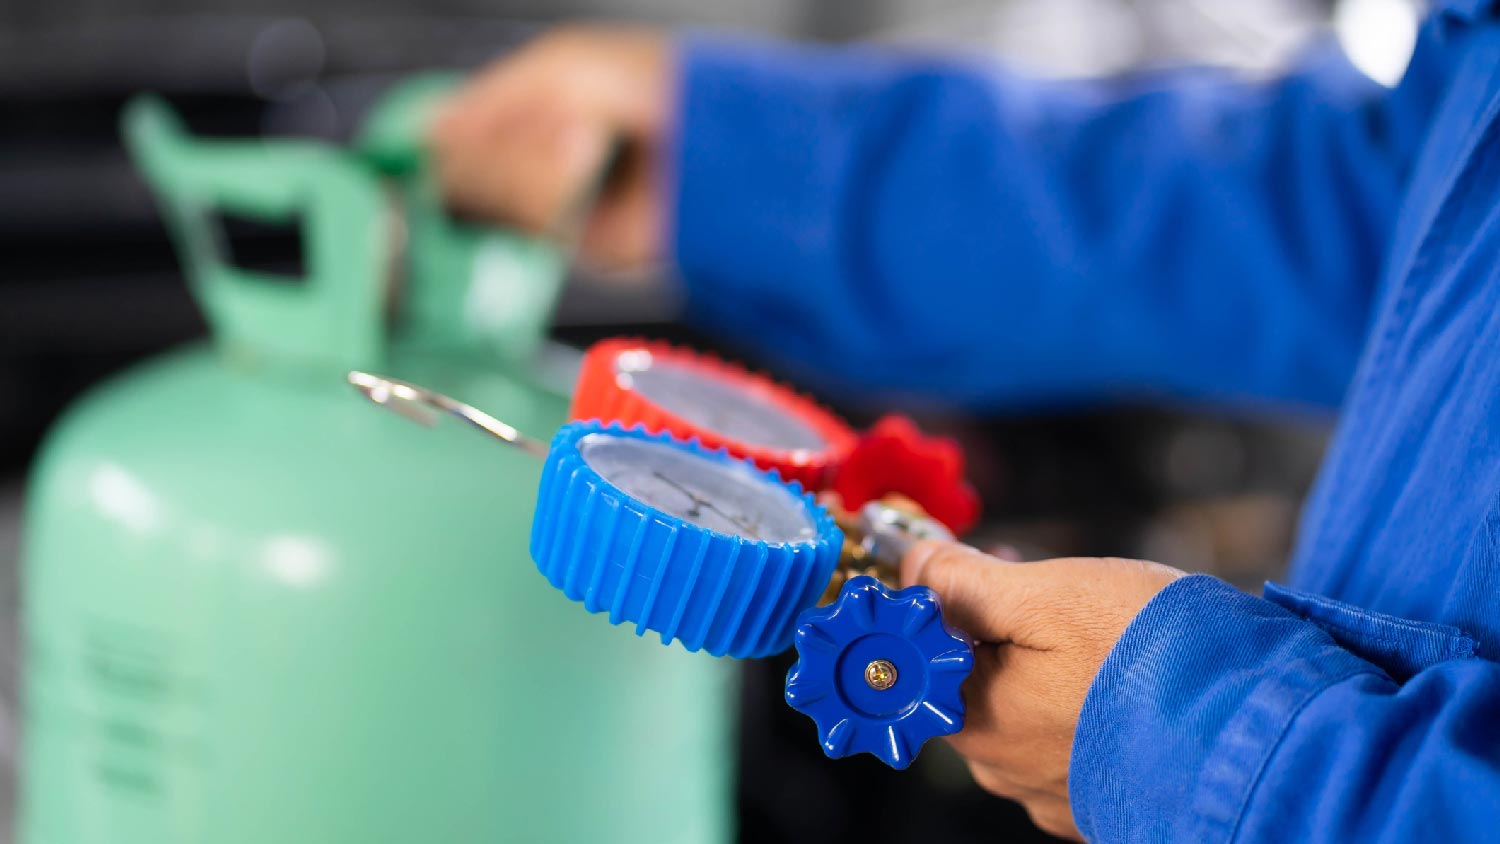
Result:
[18, 80, 733, 844]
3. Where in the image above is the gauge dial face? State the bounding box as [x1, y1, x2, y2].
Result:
[579, 432, 818, 544]
[614, 352, 828, 453]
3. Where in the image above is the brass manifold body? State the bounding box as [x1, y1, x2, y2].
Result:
[819, 498, 955, 605]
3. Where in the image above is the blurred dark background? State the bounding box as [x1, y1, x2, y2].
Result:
[0, 0, 1421, 841]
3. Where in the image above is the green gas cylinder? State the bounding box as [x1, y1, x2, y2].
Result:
[18, 83, 732, 843]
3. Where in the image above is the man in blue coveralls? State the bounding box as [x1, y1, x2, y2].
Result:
[432, 6, 1500, 842]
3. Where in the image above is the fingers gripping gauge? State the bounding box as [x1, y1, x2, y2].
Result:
[569, 339, 981, 533]
[347, 372, 974, 767]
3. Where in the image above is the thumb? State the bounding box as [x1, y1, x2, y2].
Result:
[901, 540, 1038, 645]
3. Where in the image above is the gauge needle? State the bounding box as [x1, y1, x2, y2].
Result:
[652, 471, 764, 540]
[653, 471, 705, 517]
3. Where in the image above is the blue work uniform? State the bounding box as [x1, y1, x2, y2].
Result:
[670, 3, 1500, 842]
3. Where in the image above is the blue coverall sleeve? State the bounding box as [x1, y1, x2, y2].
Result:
[671, 34, 1441, 410]
[1073, 576, 1500, 844]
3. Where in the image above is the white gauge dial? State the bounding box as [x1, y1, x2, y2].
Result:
[614, 352, 827, 453]
[579, 432, 818, 544]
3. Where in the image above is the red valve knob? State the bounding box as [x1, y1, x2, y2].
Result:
[829, 415, 981, 535]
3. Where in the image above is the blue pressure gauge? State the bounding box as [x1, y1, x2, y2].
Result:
[530, 421, 843, 658]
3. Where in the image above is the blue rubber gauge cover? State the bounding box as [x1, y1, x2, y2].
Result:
[530, 421, 842, 658]
[785, 575, 974, 769]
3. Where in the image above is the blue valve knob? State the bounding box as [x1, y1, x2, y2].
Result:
[784, 575, 973, 769]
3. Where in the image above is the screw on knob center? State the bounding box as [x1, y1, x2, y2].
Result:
[864, 659, 898, 691]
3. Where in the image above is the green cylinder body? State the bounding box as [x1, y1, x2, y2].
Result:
[18, 90, 733, 843]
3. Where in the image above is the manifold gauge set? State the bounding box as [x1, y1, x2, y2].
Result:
[350, 338, 983, 769]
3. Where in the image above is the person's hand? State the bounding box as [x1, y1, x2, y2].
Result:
[902, 542, 1185, 840]
[429, 26, 673, 270]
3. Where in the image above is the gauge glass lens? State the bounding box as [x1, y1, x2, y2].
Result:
[579, 433, 818, 544]
[615, 353, 827, 453]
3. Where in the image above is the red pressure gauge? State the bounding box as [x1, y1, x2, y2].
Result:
[569, 338, 981, 533]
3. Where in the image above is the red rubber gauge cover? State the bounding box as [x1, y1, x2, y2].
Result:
[569, 338, 859, 490]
